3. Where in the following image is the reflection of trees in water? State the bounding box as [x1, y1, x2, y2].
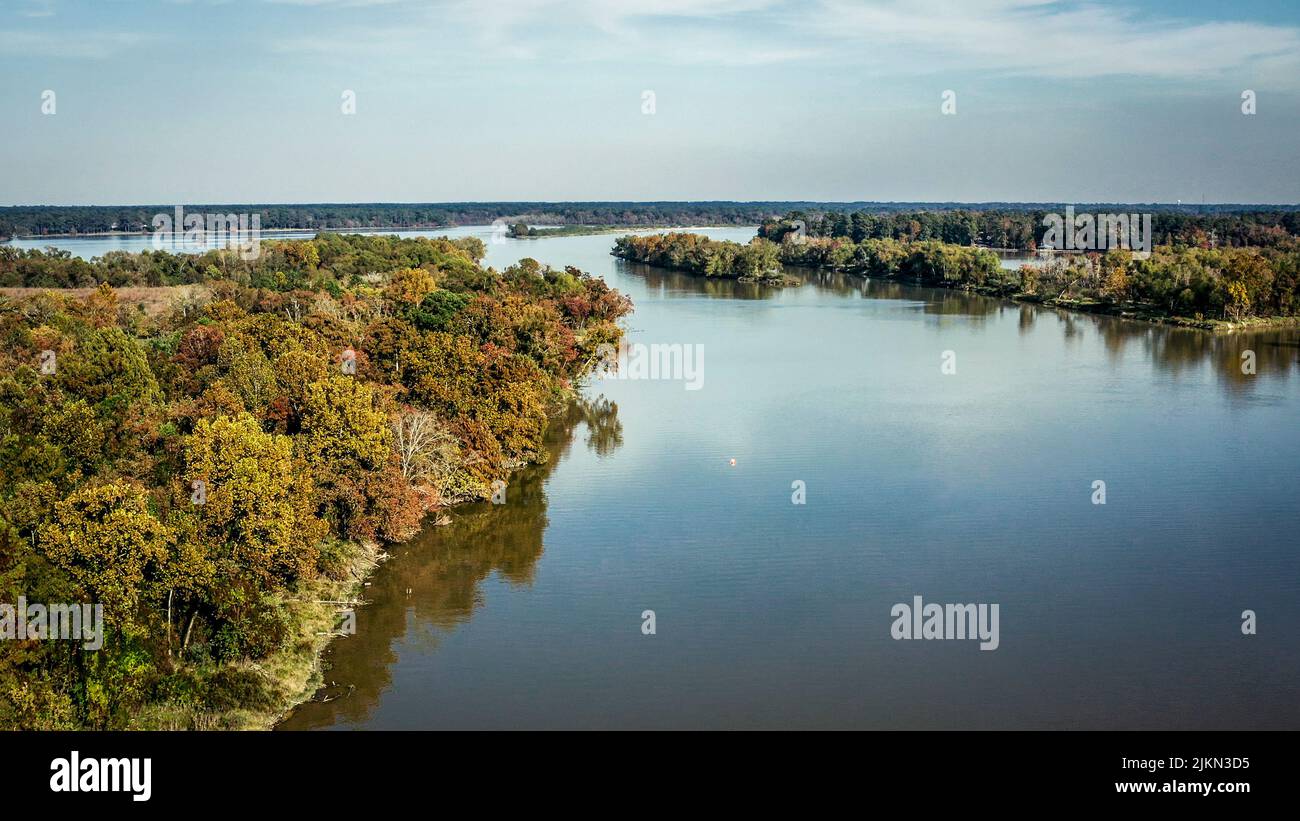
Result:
[627, 252, 1300, 393]
[1018, 303, 1036, 334]
[622, 261, 782, 300]
[276, 395, 622, 729]
[1034, 308, 1300, 391]
[1148, 327, 1299, 392]
[786, 267, 858, 297]
[561, 394, 623, 457]
[919, 287, 999, 319]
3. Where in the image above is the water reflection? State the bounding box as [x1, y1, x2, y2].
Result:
[276, 394, 622, 730]
[621, 261, 786, 300]
[621, 256, 1300, 392]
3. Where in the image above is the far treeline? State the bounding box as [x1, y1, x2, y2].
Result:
[0, 233, 631, 729]
[759, 209, 1300, 251]
[5, 202, 1299, 241]
[613, 227, 1300, 324]
[4, 202, 784, 238]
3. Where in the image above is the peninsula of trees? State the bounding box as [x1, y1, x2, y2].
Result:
[0, 233, 631, 729]
[615, 224, 1300, 326]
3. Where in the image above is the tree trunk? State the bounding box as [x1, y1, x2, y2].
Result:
[166, 588, 174, 658]
[181, 605, 199, 653]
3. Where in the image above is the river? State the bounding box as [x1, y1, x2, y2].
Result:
[20, 227, 1300, 729]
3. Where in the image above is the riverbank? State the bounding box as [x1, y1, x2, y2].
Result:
[216, 383, 588, 731]
[947, 282, 1300, 332]
[130, 538, 384, 730]
[5, 226, 449, 240]
[615, 231, 1300, 332]
[1019, 293, 1300, 331]
[512, 224, 740, 240]
[65, 392, 595, 731]
[6, 223, 725, 242]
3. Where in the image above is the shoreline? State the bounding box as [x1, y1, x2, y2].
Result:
[126, 534, 384, 730]
[950, 280, 1300, 332]
[623, 254, 1300, 333]
[132, 437, 548, 731]
[211, 392, 578, 732]
[6, 226, 455, 241]
[4, 223, 751, 242]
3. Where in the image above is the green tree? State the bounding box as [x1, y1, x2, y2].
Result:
[37, 480, 171, 633]
[185, 414, 324, 594]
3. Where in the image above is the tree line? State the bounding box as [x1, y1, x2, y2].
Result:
[611, 232, 787, 283]
[619, 230, 1300, 322]
[1, 202, 779, 238]
[7, 202, 1298, 242]
[0, 233, 632, 728]
[759, 209, 1300, 251]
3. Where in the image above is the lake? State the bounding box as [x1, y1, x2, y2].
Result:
[23, 227, 1300, 729]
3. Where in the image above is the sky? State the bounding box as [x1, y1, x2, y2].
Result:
[2, 0, 1299, 205]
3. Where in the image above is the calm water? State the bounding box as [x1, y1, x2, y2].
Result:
[26, 228, 1300, 729]
[6, 226, 516, 259]
[5, 228, 1039, 269]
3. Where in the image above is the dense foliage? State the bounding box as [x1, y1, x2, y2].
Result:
[778, 235, 1300, 321]
[1, 232, 488, 290]
[760, 209, 1300, 251]
[2, 202, 782, 238]
[621, 230, 1300, 322]
[0, 234, 631, 728]
[612, 232, 785, 283]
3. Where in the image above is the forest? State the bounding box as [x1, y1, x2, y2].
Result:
[617, 227, 1300, 323]
[7, 202, 1298, 243]
[0, 233, 631, 729]
[1, 202, 781, 239]
[611, 232, 788, 284]
[759, 209, 1300, 252]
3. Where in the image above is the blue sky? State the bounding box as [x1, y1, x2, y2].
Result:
[2, 0, 1298, 205]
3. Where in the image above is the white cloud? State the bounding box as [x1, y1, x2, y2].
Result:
[19, 0, 56, 17]
[264, 0, 406, 6]
[0, 30, 151, 59]
[244, 0, 1300, 78]
[806, 0, 1300, 80]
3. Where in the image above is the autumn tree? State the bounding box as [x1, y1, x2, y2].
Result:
[184, 414, 324, 596]
[296, 376, 424, 539]
[37, 480, 171, 634]
[384, 266, 438, 305]
[57, 326, 160, 410]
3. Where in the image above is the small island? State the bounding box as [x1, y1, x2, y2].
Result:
[612, 231, 799, 286]
[613, 212, 1300, 330]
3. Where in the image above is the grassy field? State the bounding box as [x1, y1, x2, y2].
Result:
[0, 284, 210, 316]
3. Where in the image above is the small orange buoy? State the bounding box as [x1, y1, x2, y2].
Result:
[729, 458, 736, 466]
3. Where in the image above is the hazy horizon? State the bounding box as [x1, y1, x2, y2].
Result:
[5, 199, 1299, 210]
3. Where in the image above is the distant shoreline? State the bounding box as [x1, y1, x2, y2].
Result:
[6, 226, 449, 241]
[4, 224, 746, 242]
